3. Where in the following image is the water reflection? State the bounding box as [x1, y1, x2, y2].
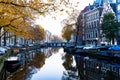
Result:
[6, 48, 67, 80]
[40, 47, 59, 58]
[6, 47, 120, 80]
[6, 51, 46, 80]
[75, 56, 120, 80]
[32, 52, 46, 69]
[30, 48, 64, 80]
[62, 54, 78, 80]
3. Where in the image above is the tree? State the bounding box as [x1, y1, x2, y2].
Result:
[0, 0, 84, 46]
[22, 24, 46, 43]
[61, 2, 80, 42]
[0, 0, 54, 32]
[101, 13, 119, 45]
[51, 35, 63, 42]
[75, 13, 83, 46]
[0, 0, 55, 45]
[0, 0, 72, 45]
[0, 0, 73, 33]
[62, 25, 74, 42]
[33, 25, 46, 41]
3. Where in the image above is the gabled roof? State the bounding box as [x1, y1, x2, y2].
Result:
[80, 0, 116, 15]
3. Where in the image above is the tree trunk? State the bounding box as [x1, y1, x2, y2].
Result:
[14, 35, 17, 45]
[0, 27, 2, 46]
[3, 33, 6, 46]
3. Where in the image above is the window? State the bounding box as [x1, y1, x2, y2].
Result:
[97, 20, 99, 27]
[94, 21, 96, 28]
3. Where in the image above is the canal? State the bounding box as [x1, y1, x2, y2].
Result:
[3, 47, 120, 80]
[6, 48, 78, 80]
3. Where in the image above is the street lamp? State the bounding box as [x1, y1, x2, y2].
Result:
[96, 65, 99, 69]
[96, 38, 98, 46]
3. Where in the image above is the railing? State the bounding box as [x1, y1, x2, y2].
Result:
[44, 42, 69, 47]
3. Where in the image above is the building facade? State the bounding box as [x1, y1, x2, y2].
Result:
[116, 0, 120, 44]
[84, 5, 102, 45]
[78, 0, 118, 45]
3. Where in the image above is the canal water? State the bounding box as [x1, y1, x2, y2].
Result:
[30, 48, 65, 80]
[6, 48, 78, 80]
[5, 48, 120, 80]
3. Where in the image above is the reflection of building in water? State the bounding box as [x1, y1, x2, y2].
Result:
[41, 48, 52, 58]
[75, 56, 120, 80]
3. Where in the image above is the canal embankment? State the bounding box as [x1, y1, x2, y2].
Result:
[0, 49, 11, 80]
[64, 46, 120, 63]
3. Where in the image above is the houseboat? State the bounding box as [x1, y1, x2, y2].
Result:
[4, 56, 21, 73]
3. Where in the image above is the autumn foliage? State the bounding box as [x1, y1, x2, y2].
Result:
[0, 0, 58, 41]
[62, 25, 73, 42]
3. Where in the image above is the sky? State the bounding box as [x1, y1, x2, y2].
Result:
[36, 0, 94, 36]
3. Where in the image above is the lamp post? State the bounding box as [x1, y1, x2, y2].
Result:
[95, 38, 98, 46]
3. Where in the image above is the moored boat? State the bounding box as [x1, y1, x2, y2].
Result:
[4, 56, 21, 73]
[74, 49, 88, 56]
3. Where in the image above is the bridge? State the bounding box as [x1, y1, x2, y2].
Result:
[44, 42, 70, 47]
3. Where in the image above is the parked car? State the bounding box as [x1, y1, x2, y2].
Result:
[75, 45, 84, 49]
[97, 45, 110, 51]
[2, 46, 11, 50]
[74, 49, 88, 56]
[83, 45, 97, 50]
[0, 46, 7, 53]
[0, 51, 5, 56]
[28, 44, 34, 47]
[108, 45, 120, 51]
